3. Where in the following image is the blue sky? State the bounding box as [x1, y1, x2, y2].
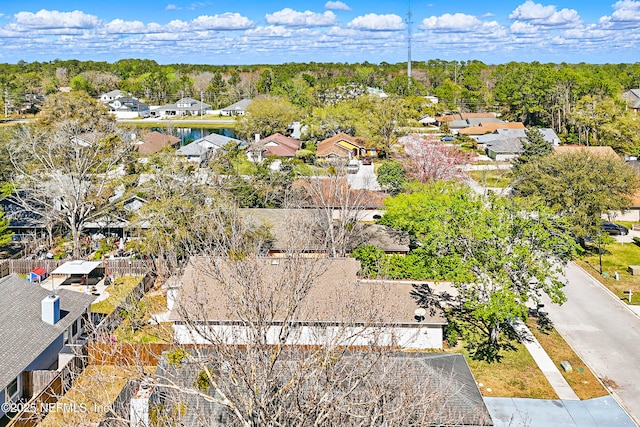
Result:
[0, 1, 638, 65]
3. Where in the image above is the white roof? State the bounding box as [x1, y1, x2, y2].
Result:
[50, 260, 102, 276]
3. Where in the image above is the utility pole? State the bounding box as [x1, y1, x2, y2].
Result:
[406, 1, 412, 91]
[4, 88, 8, 118]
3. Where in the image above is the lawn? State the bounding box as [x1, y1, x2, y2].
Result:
[91, 276, 142, 315]
[453, 342, 557, 399]
[579, 242, 640, 304]
[468, 169, 512, 188]
[527, 316, 608, 400]
[114, 290, 173, 344]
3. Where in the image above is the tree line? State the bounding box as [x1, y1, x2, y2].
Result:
[2, 59, 640, 151]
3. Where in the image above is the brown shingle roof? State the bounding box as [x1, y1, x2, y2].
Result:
[258, 133, 301, 157]
[552, 145, 617, 157]
[137, 131, 180, 155]
[435, 112, 497, 122]
[316, 132, 368, 158]
[456, 122, 525, 135]
[170, 257, 446, 325]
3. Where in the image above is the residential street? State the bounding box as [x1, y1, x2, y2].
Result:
[542, 262, 640, 425]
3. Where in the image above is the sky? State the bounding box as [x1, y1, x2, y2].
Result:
[0, 1, 638, 65]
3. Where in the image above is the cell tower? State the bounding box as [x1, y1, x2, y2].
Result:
[406, 1, 412, 88]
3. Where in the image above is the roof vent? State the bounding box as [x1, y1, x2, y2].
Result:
[414, 307, 427, 322]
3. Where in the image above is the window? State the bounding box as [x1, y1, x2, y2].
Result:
[72, 318, 79, 337]
[6, 377, 18, 401]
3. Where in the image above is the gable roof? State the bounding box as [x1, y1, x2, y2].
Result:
[154, 351, 492, 427]
[0, 195, 45, 229]
[221, 98, 252, 113]
[171, 257, 446, 326]
[457, 122, 525, 135]
[316, 132, 368, 157]
[176, 134, 243, 157]
[486, 137, 524, 154]
[553, 145, 618, 157]
[257, 133, 301, 157]
[436, 112, 497, 122]
[0, 275, 95, 389]
[138, 131, 180, 155]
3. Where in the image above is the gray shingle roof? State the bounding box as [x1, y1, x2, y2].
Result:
[221, 98, 252, 113]
[176, 134, 243, 157]
[0, 275, 95, 389]
[153, 351, 493, 426]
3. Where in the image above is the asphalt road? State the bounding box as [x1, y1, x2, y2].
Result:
[542, 262, 640, 425]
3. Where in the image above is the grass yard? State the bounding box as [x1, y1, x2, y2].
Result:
[579, 242, 640, 304]
[91, 276, 142, 315]
[114, 290, 172, 344]
[527, 316, 608, 400]
[454, 342, 558, 399]
[468, 169, 512, 188]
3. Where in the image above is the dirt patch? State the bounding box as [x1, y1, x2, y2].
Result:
[601, 377, 619, 389]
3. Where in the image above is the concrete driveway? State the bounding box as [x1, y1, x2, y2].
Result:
[346, 161, 380, 191]
[542, 262, 640, 425]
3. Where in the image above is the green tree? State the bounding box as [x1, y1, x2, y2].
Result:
[514, 128, 553, 170]
[513, 148, 640, 237]
[379, 181, 577, 360]
[0, 208, 13, 248]
[376, 161, 407, 194]
[236, 95, 301, 141]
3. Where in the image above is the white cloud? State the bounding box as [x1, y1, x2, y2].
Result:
[190, 13, 255, 30]
[610, 0, 640, 22]
[510, 21, 538, 34]
[103, 19, 147, 34]
[12, 9, 100, 30]
[325, 1, 351, 11]
[509, 1, 581, 27]
[165, 4, 180, 11]
[419, 13, 502, 34]
[347, 14, 405, 31]
[265, 8, 337, 27]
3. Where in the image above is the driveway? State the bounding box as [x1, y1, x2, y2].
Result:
[346, 161, 380, 191]
[542, 262, 640, 425]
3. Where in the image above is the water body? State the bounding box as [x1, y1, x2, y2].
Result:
[151, 127, 237, 146]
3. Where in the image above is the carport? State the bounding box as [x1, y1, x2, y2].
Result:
[50, 260, 103, 290]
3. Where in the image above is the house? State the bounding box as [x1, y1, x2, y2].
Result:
[220, 98, 252, 116]
[0, 275, 94, 419]
[485, 137, 524, 161]
[0, 195, 46, 240]
[136, 131, 180, 155]
[623, 89, 640, 113]
[316, 132, 376, 161]
[456, 121, 526, 136]
[553, 145, 618, 157]
[151, 97, 211, 118]
[247, 133, 301, 162]
[176, 134, 243, 166]
[168, 257, 447, 350]
[107, 96, 150, 119]
[239, 208, 409, 255]
[98, 90, 125, 103]
[146, 350, 493, 427]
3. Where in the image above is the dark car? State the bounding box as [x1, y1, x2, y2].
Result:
[601, 222, 629, 236]
[440, 136, 455, 142]
[362, 156, 372, 165]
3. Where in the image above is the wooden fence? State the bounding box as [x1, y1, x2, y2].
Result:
[6, 355, 87, 427]
[0, 259, 159, 278]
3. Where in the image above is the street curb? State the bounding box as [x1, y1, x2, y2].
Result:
[572, 261, 640, 320]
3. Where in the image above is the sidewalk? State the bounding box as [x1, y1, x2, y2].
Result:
[511, 319, 579, 400]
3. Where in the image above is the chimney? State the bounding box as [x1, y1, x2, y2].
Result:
[130, 379, 156, 427]
[42, 294, 60, 325]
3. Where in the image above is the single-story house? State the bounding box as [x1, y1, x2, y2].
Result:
[247, 133, 301, 162]
[168, 257, 447, 350]
[145, 350, 493, 427]
[175, 134, 243, 166]
[316, 132, 376, 161]
[151, 97, 211, 118]
[485, 137, 524, 161]
[220, 99, 252, 116]
[239, 208, 410, 255]
[0, 275, 94, 419]
[456, 121, 526, 136]
[136, 131, 181, 155]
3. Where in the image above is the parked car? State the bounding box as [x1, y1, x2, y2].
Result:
[362, 156, 372, 165]
[347, 159, 360, 174]
[440, 136, 455, 142]
[601, 222, 629, 235]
